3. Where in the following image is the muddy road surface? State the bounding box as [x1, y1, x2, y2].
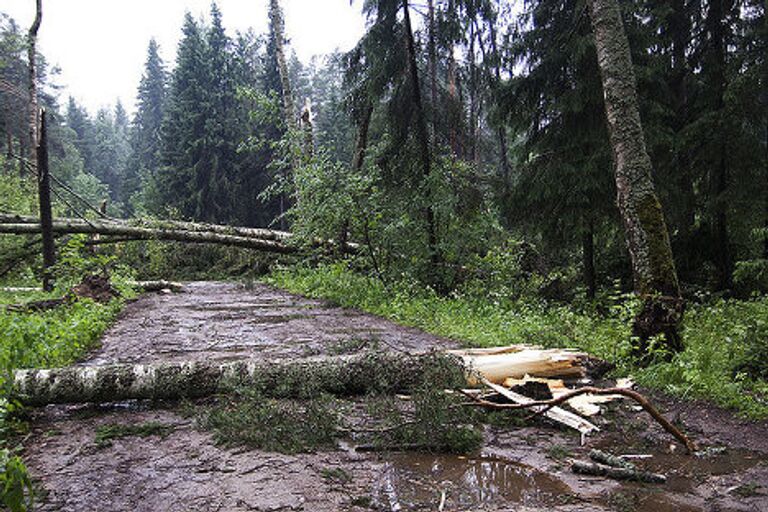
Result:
[24, 282, 768, 511]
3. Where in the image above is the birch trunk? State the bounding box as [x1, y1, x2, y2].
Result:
[0, 220, 297, 254]
[27, 0, 42, 165]
[587, 0, 684, 354]
[13, 354, 445, 406]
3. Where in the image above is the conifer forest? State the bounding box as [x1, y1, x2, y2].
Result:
[0, 1, 766, 511]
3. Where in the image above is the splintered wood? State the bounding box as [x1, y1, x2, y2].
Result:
[450, 345, 613, 439]
[449, 345, 588, 385]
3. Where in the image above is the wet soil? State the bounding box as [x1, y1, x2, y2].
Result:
[23, 282, 768, 511]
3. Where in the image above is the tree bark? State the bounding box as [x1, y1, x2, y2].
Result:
[268, 0, 296, 133]
[0, 213, 292, 242]
[27, 0, 42, 166]
[0, 216, 359, 255]
[427, 0, 438, 139]
[13, 353, 445, 406]
[587, 0, 684, 354]
[705, 0, 733, 290]
[36, 110, 55, 291]
[0, 220, 296, 254]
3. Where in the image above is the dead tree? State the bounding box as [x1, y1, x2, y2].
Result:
[27, 0, 42, 165]
[37, 111, 55, 290]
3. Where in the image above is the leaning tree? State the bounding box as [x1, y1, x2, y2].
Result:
[587, 0, 684, 355]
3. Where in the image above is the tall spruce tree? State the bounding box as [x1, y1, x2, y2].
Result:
[127, 38, 166, 213]
[157, 4, 240, 223]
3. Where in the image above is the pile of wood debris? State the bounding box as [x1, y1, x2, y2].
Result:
[448, 345, 695, 453]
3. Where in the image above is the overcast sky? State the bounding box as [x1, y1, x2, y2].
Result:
[4, 0, 367, 115]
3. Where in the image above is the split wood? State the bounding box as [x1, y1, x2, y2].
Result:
[462, 385, 696, 453]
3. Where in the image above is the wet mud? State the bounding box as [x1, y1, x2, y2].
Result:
[23, 282, 768, 511]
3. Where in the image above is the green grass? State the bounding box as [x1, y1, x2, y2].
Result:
[265, 263, 768, 419]
[0, 296, 123, 371]
[94, 422, 174, 448]
[0, 283, 128, 511]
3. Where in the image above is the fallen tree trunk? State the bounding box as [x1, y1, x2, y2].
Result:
[13, 353, 444, 406]
[572, 460, 666, 484]
[0, 213, 359, 253]
[131, 280, 184, 293]
[0, 221, 297, 254]
[0, 213, 291, 242]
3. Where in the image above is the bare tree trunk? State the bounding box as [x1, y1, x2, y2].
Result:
[467, 20, 478, 164]
[587, 0, 683, 355]
[705, 0, 733, 290]
[269, 0, 295, 133]
[447, 53, 462, 157]
[300, 99, 314, 161]
[27, 0, 42, 167]
[36, 111, 55, 291]
[488, 19, 511, 184]
[402, 0, 441, 280]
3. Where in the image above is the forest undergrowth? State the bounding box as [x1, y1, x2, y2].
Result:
[266, 262, 768, 420]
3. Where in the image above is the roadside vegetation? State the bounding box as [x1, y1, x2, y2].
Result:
[266, 262, 768, 420]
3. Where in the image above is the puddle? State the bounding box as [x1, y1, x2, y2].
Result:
[373, 453, 573, 511]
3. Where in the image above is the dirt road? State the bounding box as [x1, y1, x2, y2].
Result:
[24, 282, 768, 511]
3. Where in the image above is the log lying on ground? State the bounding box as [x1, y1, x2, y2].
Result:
[12, 353, 447, 406]
[130, 280, 184, 293]
[13, 347, 696, 452]
[571, 460, 666, 484]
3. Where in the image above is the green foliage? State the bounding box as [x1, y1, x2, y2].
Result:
[267, 264, 768, 418]
[0, 297, 123, 370]
[200, 389, 340, 454]
[636, 299, 768, 418]
[94, 422, 174, 448]
[0, 449, 32, 512]
[0, 241, 131, 510]
[733, 260, 768, 297]
[117, 239, 277, 281]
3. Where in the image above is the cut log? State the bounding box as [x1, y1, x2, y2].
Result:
[12, 353, 451, 406]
